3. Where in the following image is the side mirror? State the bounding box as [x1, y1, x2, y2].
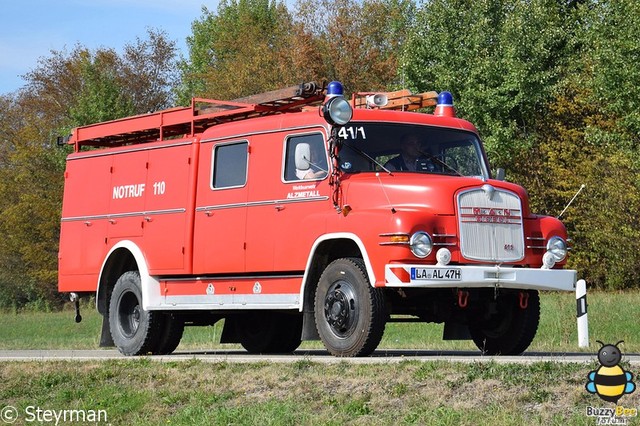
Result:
[295, 143, 311, 171]
[495, 168, 506, 181]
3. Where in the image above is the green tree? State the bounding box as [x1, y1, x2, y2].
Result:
[178, 0, 414, 102]
[403, 0, 575, 168]
[24, 28, 178, 127]
[520, 82, 640, 290]
[178, 0, 298, 101]
[403, 0, 640, 289]
[581, 0, 640, 147]
[67, 48, 135, 126]
[122, 28, 179, 113]
[0, 94, 66, 309]
[294, 0, 415, 92]
[0, 30, 178, 309]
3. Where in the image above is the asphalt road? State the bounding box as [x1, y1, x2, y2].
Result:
[2, 349, 639, 364]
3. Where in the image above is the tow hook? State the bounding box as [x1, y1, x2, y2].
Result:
[518, 291, 529, 310]
[70, 293, 82, 323]
[457, 290, 469, 309]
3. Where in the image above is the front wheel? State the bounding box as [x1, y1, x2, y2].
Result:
[314, 258, 387, 357]
[469, 290, 540, 355]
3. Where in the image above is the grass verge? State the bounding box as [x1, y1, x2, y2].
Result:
[0, 359, 612, 425]
[1, 292, 638, 425]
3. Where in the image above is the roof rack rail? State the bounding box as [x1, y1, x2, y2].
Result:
[67, 82, 325, 151]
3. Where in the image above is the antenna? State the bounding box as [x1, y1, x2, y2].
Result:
[557, 184, 586, 219]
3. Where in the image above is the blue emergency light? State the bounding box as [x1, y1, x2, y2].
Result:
[326, 81, 344, 98]
[434, 91, 456, 117]
[323, 81, 352, 126]
[437, 91, 453, 106]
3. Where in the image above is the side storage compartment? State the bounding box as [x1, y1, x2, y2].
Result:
[58, 154, 112, 292]
[141, 141, 197, 274]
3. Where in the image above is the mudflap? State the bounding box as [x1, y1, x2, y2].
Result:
[99, 313, 115, 347]
[301, 310, 319, 340]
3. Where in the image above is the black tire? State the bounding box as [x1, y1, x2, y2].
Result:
[109, 271, 162, 356]
[314, 258, 387, 357]
[469, 290, 540, 355]
[155, 314, 185, 355]
[237, 312, 302, 354]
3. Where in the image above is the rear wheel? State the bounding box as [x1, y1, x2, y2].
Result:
[469, 290, 540, 355]
[109, 271, 162, 356]
[314, 258, 387, 357]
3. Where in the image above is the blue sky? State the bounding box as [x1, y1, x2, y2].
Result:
[0, 0, 218, 95]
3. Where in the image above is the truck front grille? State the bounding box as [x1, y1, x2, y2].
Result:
[457, 186, 524, 262]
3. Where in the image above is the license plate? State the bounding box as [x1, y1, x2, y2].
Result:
[411, 267, 461, 281]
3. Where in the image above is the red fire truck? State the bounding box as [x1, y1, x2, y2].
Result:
[58, 81, 579, 357]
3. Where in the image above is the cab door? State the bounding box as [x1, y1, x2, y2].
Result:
[272, 132, 331, 271]
[244, 131, 331, 273]
[244, 133, 280, 272]
[192, 140, 249, 274]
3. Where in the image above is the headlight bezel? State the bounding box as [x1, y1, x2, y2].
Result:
[410, 231, 433, 258]
[322, 96, 353, 126]
[546, 236, 568, 262]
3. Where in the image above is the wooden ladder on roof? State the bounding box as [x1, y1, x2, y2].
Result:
[66, 82, 326, 151]
[352, 89, 439, 111]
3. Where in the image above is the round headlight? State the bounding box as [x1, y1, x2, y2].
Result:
[546, 236, 567, 262]
[322, 96, 353, 126]
[410, 231, 433, 258]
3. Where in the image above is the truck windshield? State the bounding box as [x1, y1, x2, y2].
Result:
[337, 123, 488, 178]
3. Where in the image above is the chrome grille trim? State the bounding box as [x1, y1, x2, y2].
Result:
[457, 187, 525, 262]
[433, 233, 456, 247]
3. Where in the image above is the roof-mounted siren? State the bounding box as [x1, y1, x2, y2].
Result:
[322, 81, 353, 126]
[434, 91, 456, 117]
[365, 93, 388, 108]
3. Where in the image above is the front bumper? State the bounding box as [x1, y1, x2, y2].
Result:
[384, 264, 577, 292]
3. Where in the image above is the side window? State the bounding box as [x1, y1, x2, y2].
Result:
[284, 134, 328, 181]
[212, 141, 248, 189]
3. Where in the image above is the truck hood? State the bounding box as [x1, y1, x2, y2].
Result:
[341, 173, 531, 216]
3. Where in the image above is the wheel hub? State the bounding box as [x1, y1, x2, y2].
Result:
[118, 291, 141, 338]
[131, 306, 141, 325]
[324, 281, 357, 336]
[326, 290, 349, 328]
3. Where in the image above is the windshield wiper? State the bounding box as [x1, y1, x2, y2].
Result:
[418, 150, 463, 176]
[342, 141, 393, 175]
